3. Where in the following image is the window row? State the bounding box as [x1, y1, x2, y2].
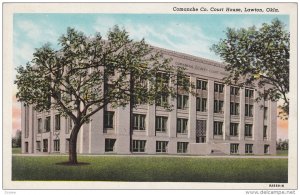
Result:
[37, 114, 62, 133]
[36, 139, 59, 152]
[106, 139, 189, 154]
[230, 143, 270, 154]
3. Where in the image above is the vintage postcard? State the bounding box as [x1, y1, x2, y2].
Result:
[2, 2, 297, 192]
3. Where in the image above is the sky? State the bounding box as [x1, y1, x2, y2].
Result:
[12, 13, 289, 139]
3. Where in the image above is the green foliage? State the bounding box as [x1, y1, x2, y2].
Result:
[212, 19, 289, 119]
[12, 156, 288, 182]
[15, 26, 192, 126]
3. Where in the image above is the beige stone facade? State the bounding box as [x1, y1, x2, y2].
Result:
[21, 47, 277, 155]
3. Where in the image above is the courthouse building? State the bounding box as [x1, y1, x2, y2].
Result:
[21, 47, 277, 155]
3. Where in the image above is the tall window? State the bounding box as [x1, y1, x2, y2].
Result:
[132, 140, 146, 152]
[37, 118, 42, 133]
[36, 141, 41, 152]
[67, 117, 73, 134]
[230, 143, 239, 154]
[245, 124, 253, 137]
[105, 139, 116, 152]
[245, 88, 254, 98]
[43, 139, 48, 152]
[230, 102, 239, 115]
[177, 118, 188, 134]
[214, 83, 224, 93]
[177, 94, 189, 109]
[177, 142, 188, 153]
[213, 121, 223, 135]
[55, 114, 61, 131]
[264, 107, 268, 119]
[104, 111, 114, 128]
[156, 94, 168, 107]
[156, 141, 168, 153]
[156, 72, 169, 85]
[230, 86, 239, 95]
[45, 116, 51, 132]
[177, 76, 189, 86]
[155, 116, 168, 132]
[230, 123, 239, 136]
[196, 97, 207, 112]
[133, 114, 146, 130]
[264, 145, 270, 154]
[245, 104, 253, 117]
[245, 144, 253, 154]
[263, 126, 268, 139]
[214, 100, 224, 113]
[54, 139, 60, 152]
[196, 79, 207, 90]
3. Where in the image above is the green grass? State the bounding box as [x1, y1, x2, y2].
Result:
[276, 150, 288, 156]
[12, 147, 21, 154]
[12, 155, 288, 182]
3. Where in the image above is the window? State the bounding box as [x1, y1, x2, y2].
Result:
[245, 104, 253, 117]
[133, 114, 146, 130]
[156, 72, 169, 85]
[230, 86, 239, 95]
[264, 145, 270, 154]
[245, 144, 253, 154]
[104, 111, 114, 128]
[245, 124, 253, 137]
[55, 114, 61, 131]
[45, 116, 51, 132]
[196, 97, 207, 112]
[177, 142, 188, 153]
[43, 139, 48, 152]
[214, 100, 224, 113]
[25, 142, 28, 153]
[36, 141, 41, 152]
[132, 140, 146, 152]
[155, 116, 168, 132]
[264, 107, 268, 119]
[230, 102, 239, 115]
[230, 123, 239, 136]
[263, 126, 268, 139]
[245, 89, 254, 98]
[230, 143, 239, 154]
[105, 139, 116, 152]
[37, 118, 42, 133]
[213, 121, 223, 135]
[196, 79, 207, 90]
[177, 118, 188, 134]
[67, 117, 73, 134]
[54, 140, 60, 152]
[177, 76, 189, 86]
[156, 94, 168, 107]
[177, 94, 189, 109]
[214, 83, 224, 93]
[156, 141, 168, 153]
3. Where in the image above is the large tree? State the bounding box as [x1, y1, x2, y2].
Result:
[211, 19, 289, 119]
[15, 26, 192, 164]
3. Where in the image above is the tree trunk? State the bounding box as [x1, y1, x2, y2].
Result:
[69, 125, 80, 164]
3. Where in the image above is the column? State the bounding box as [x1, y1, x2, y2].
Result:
[115, 105, 131, 154]
[269, 100, 277, 154]
[206, 80, 214, 142]
[90, 107, 105, 154]
[188, 76, 196, 143]
[254, 90, 264, 142]
[223, 85, 230, 140]
[239, 88, 245, 141]
[146, 104, 156, 154]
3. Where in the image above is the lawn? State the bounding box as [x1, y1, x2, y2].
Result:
[12, 155, 288, 182]
[12, 147, 21, 154]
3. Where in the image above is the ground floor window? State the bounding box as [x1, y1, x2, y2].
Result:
[43, 139, 48, 152]
[132, 140, 146, 152]
[177, 142, 188, 153]
[54, 140, 60, 152]
[36, 141, 41, 152]
[264, 145, 270, 154]
[25, 142, 28, 153]
[245, 144, 253, 154]
[230, 143, 239, 154]
[105, 139, 116, 152]
[156, 141, 168, 153]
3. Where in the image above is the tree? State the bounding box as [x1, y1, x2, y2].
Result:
[12, 129, 22, 148]
[211, 19, 289, 119]
[15, 26, 192, 164]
